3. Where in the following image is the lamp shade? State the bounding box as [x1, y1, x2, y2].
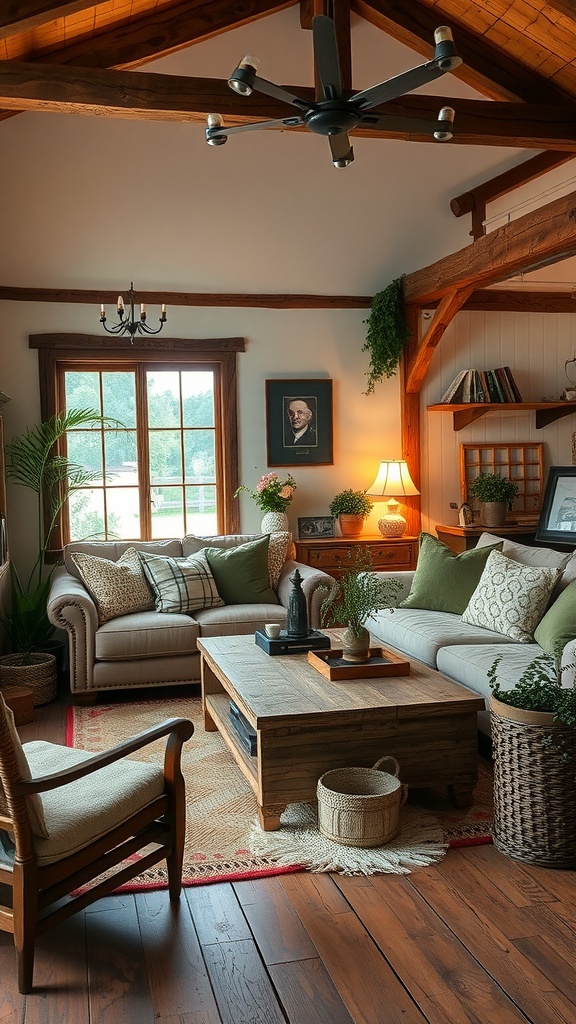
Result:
[366, 461, 420, 497]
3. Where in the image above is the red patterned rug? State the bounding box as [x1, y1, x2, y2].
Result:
[67, 695, 492, 890]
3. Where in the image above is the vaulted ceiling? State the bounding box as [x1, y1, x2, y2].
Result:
[1, 0, 576, 157]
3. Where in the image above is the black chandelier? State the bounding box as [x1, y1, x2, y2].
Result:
[100, 283, 167, 341]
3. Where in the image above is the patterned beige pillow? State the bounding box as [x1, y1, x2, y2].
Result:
[267, 531, 292, 589]
[462, 549, 561, 642]
[70, 547, 155, 625]
[138, 551, 224, 614]
[0, 692, 49, 837]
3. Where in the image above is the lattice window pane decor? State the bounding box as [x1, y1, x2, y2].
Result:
[460, 443, 544, 524]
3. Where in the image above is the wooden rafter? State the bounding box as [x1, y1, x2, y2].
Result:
[0, 2, 108, 39]
[404, 286, 475, 394]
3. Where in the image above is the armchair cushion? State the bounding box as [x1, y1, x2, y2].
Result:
[138, 551, 223, 614]
[23, 740, 164, 866]
[70, 547, 155, 624]
[204, 536, 278, 605]
[0, 697, 49, 837]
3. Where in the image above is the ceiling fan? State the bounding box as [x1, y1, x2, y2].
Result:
[205, 15, 462, 168]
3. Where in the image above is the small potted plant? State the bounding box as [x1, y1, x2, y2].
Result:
[320, 547, 401, 661]
[329, 489, 374, 537]
[488, 652, 576, 867]
[469, 472, 518, 528]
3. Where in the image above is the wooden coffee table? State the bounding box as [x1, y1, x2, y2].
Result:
[197, 631, 485, 830]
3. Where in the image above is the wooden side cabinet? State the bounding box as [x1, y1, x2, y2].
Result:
[294, 535, 418, 579]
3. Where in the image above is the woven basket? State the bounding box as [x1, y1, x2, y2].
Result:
[0, 653, 57, 707]
[490, 696, 576, 868]
[316, 756, 408, 848]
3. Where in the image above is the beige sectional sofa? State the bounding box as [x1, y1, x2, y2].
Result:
[47, 533, 336, 703]
[367, 532, 576, 736]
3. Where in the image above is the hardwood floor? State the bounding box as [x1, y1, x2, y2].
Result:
[2, 693, 574, 1023]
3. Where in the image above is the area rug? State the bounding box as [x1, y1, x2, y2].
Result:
[67, 695, 493, 890]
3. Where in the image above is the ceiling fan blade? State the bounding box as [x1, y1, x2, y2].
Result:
[313, 15, 343, 100]
[206, 115, 304, 146]
[329, 133, 354, 168]
[250, 74, 310, 111]
[351, 59, 456, 111]
[360, 110, 454, 139]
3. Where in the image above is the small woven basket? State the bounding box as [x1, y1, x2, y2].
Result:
[316, 756, 408, 848]
[0, 653, 57, 707]
[490, 696, 576, 868]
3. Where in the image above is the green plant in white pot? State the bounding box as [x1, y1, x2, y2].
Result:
[488, 652, 576, 868]
[320, 547, 401, 661]
[329, 489, 373, 538]
[0, 408, 117, 703]
[469, 472, 518, 528]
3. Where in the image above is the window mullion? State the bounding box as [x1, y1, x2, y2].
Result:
[136, 364, 152, 539]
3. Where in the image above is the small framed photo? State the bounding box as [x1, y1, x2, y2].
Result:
[266, 379, 333, 466]
[535, 466, 576, 545]
[298, 516, 335, 539]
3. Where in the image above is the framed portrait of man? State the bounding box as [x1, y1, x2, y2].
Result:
[265, 379, 333, 466]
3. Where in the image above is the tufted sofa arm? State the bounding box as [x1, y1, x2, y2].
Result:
[276, 559, 338, 628]
[47, 567, 99, 694]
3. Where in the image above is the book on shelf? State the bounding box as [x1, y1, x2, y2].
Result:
[495, 367, 515, 402]
[439, 368, 469, 404]
[472, 370, 487, 402]
[485, 369, 506, 402]
[502, 366, 523, 402]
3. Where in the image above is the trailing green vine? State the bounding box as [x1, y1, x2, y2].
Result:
[362, 275, 411, 394]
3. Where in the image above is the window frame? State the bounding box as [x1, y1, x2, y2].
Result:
[31, 333, 244, 554]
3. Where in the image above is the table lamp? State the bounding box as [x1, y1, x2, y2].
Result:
[366, 460, 420, 537]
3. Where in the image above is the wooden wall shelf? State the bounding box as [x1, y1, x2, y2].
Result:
[427, 402, 576, 431]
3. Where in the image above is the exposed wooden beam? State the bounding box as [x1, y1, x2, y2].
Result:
[1, 62, 576, 151]
[463, 289, 576, 313]
[404, 189, 576, 306]
[0, 286, 372, 309]
[352, 0, 573, 104]
[405, 286, 474, 394]
[0, 1, 107, 39]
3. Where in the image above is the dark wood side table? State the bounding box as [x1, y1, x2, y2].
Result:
[435, 524, 537, 554]
[294, 535, 418, 579]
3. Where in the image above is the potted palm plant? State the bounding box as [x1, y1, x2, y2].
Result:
[469, 472, 518, 528]
[320, 547, 401, 661]
[0, 408, 114, 704]
[488, 652, 576, 867]
[329, 489, 374, 538]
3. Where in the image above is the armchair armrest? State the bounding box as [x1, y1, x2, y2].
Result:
[276, 559, 338, 629]
[47, 567, 99, 694]
[17, 718, 194, 796]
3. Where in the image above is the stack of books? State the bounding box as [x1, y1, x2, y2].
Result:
[439, 367, 522, 404]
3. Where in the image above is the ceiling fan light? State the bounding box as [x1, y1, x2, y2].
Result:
[434, 106, 455, 141]
[333, 156, 352, 168]
[228, 55, 259, 95]
[434, 26, 454, 45]
[206, 113, 227, 145]
[433, 25, 461, 71]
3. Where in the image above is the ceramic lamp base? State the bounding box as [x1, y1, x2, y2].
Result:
[377, 515, 407, 538]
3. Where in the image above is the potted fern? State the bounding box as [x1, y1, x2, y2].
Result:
[329, 489, 374, 538]
[0, 408, 115, 703]
[320, 547, 401, 661]
[488, 652, 576, 867]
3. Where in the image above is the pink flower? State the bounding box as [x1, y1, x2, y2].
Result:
[279, 485, 293, 499]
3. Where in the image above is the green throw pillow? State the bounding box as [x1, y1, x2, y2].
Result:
[399, 532, 503, 614]
[204, 536, 279, 605]
[534, 578, 576, 655]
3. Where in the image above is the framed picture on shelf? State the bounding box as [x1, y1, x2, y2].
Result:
[265, 379, 333, 466]
[298, 516, 335, 539]
[535, 466, 576, 545]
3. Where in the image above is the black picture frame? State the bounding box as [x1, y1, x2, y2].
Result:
[266, 379, 333, 466]
[297, 516, 335, 539]
[535, 466, 576, 546]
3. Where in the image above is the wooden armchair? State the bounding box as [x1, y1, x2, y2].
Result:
[0, 691, 193, 993]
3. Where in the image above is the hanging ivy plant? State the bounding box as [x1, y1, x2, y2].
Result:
[362, 275, 412, 394]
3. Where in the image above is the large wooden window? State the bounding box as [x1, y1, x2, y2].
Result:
[31, 334, 244, 550]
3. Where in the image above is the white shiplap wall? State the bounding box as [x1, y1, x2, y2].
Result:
[420, 310, 576, 534]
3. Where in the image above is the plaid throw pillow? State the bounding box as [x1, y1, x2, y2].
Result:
[138, 551, 223, 614]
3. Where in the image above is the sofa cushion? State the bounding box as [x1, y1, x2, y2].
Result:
[462, 549, 561, 642]
[195, 603, 287, 637]
[70, 547, 155, 624]
[204, 536, 278, 605]
[138, 551, 223, 614]
[369, 606, 515, 668]
[534, 577, 576, 656]
[65, 539, 183, 577]
[436, 642, 544, 705]
[95, 609, 199, 660]
[0, 693, 49, 838]
[475, 531, 574, 595]
[399, 532, 503, 614]
[183, 531, 291, 590]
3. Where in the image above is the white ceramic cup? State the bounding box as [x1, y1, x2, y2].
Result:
[264, 623, 281, 639]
